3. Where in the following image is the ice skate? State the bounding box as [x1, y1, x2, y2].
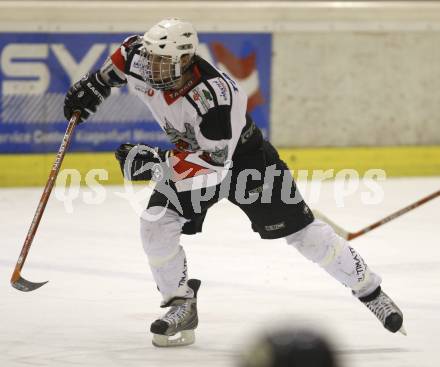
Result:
[359, 286, 406, 335]
[150, 279, 201, 347]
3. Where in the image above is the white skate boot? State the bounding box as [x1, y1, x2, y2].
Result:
[150, 279, 201, 347]
[358, 286, 406, 335]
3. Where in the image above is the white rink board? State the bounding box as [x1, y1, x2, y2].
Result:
[1, 177, 440, 367]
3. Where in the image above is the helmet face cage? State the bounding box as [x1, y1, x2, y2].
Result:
[139, 50, 182, 91]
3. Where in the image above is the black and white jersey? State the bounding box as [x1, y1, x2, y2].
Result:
[101, 35, 260, 191]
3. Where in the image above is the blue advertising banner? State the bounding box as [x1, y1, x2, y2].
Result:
[0, 32, 271, 153]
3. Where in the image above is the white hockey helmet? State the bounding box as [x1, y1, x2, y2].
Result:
[140, 18, 199, 90]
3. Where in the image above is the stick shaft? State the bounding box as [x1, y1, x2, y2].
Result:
[11, 113, 79, 282]
[315, 189, 440, 241]
[347, 189, 440, 240]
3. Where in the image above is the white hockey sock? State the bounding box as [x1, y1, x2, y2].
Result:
[285, 219, 381, 298]
[140, 207, 193, 305]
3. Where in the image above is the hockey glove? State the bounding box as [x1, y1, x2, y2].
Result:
[64, 72, 111, 123]
[115, 143, 169, 181]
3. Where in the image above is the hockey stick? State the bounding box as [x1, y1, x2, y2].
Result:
[10, 112, 80, 292]
[314, 189, 440, 241]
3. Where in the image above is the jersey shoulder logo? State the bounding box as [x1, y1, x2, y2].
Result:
[188, 83, 216, 115]
[129, 53, 146, 80]
[207, 77, 231, 106]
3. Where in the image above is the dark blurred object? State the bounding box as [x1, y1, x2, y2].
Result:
[239, 328, 339, 367]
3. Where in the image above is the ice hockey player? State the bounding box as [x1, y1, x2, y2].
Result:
[64, 18, 405, 347]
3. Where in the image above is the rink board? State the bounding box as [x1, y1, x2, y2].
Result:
[0, 32, 271, 153]
[1, 145, 439, 187]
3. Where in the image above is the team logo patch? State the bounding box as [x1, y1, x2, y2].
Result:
[208, 77, 231, 106]
[189, 84, 215, 114]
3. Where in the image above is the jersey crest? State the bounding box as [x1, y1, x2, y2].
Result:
[164, 121, 200, 152]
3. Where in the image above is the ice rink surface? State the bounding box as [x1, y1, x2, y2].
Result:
[1, 177, 439, 367]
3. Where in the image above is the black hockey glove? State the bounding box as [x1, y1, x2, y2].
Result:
[64, 72, 111, 123]
[115, 143, 169, 181]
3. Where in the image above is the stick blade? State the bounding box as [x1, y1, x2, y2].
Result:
[11, 276, 48, 292]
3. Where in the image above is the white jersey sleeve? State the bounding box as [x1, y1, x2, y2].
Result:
[99, 35, 141, 87]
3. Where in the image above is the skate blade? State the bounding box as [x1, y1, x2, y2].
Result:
[398, 326, 407, 336]
[152, 330, 195, 347]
